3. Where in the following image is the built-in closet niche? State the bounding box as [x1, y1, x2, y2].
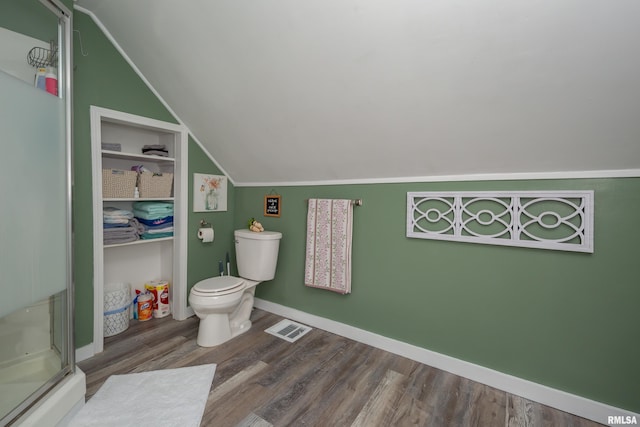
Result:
[90, 106, 189, 355]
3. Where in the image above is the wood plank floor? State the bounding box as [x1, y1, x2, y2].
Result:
[78, 309, 603, 427]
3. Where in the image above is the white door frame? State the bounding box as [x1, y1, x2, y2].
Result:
[90, 106, 189, 354]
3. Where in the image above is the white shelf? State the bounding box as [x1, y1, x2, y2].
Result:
[103, 197, 175, 202]
[101, 149, 175, 163]
[104, 237, 173, 248]
[91, 106, 189, 355]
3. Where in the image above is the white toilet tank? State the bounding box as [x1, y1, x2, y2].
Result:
[234, 229, 282, 281]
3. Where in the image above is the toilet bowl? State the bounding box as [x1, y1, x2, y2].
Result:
[189, 276, 246, 347]
[190, 229, 282, 347]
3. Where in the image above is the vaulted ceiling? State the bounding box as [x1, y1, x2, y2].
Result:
[74, 0, 640, 185]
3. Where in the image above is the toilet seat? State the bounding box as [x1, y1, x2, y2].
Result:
[192, 276, 245, 296]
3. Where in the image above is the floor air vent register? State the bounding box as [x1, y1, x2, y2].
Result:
[265, 319, 312, 343]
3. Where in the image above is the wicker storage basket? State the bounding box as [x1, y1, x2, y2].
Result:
[138, 171, 173, 198]
[102, 169, 137, 198]
[103, 282, 130, 337]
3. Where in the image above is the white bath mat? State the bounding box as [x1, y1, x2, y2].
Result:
[265, 319, 312, 343]
[67, 364, 216, 427]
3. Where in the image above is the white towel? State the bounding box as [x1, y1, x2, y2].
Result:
[304, 199, 353, 294]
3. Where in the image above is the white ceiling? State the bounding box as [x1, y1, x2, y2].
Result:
[75, 0, 640, 185]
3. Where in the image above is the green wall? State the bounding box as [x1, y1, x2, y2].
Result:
[235, 178, 640, 413]
[70, 6, 639, 415]
[188, 148, 236, 285]
[72, 12, 234, 347]
[0, 0, 68, 42]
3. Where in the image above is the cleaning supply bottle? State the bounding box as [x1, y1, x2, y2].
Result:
[45, 67, 58, 96]
[34, 67, 47, 91]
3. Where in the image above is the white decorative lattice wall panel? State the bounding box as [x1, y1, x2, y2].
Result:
[407, 191, 594, 253]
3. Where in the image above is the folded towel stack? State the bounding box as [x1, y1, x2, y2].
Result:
[103, 207, 138, 245]
[142, 144, 169, 157]
[133, 201, 174, 240]
[103, 203, 174, 244]
[103, 225, 138, 245]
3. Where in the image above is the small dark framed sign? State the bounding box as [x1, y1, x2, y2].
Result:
[264, 195, 281, 217]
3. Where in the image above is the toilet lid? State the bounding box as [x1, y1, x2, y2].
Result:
[193, 276, 245, 294]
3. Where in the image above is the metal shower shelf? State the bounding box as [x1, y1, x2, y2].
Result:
[27, 40, 58, 68]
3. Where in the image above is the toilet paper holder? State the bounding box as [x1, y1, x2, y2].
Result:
[197, 220, 215, 243]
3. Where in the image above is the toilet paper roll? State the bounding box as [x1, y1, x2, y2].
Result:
[198, 228, 214, 243]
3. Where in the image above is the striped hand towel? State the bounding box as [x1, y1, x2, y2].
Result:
[304, 199, 353, 294]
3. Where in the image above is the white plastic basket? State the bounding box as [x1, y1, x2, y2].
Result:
[104, 282, 130, 337]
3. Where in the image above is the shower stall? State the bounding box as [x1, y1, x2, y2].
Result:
[0, 0, 85, 425]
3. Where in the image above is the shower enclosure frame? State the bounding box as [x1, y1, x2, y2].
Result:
[1, 0, 77, 424]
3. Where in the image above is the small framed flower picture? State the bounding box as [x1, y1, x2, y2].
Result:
[194, 173, 227, 212]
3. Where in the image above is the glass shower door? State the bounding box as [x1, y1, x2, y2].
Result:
[0, 0, 73, 423]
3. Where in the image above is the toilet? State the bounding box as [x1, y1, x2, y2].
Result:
[189, 229, 282, 347]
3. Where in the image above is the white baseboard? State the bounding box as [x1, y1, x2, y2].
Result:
[254, 298, 638, 425]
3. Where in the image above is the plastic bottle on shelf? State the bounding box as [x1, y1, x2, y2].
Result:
[45, 67, 58, 96]
[34, 68, 47, 91]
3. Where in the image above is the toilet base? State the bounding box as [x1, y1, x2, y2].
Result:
[195, 316, 253, 348]
[194, 287, 257, 347]
[196, 313, 232, 347]
[232, 319, 252, 336]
